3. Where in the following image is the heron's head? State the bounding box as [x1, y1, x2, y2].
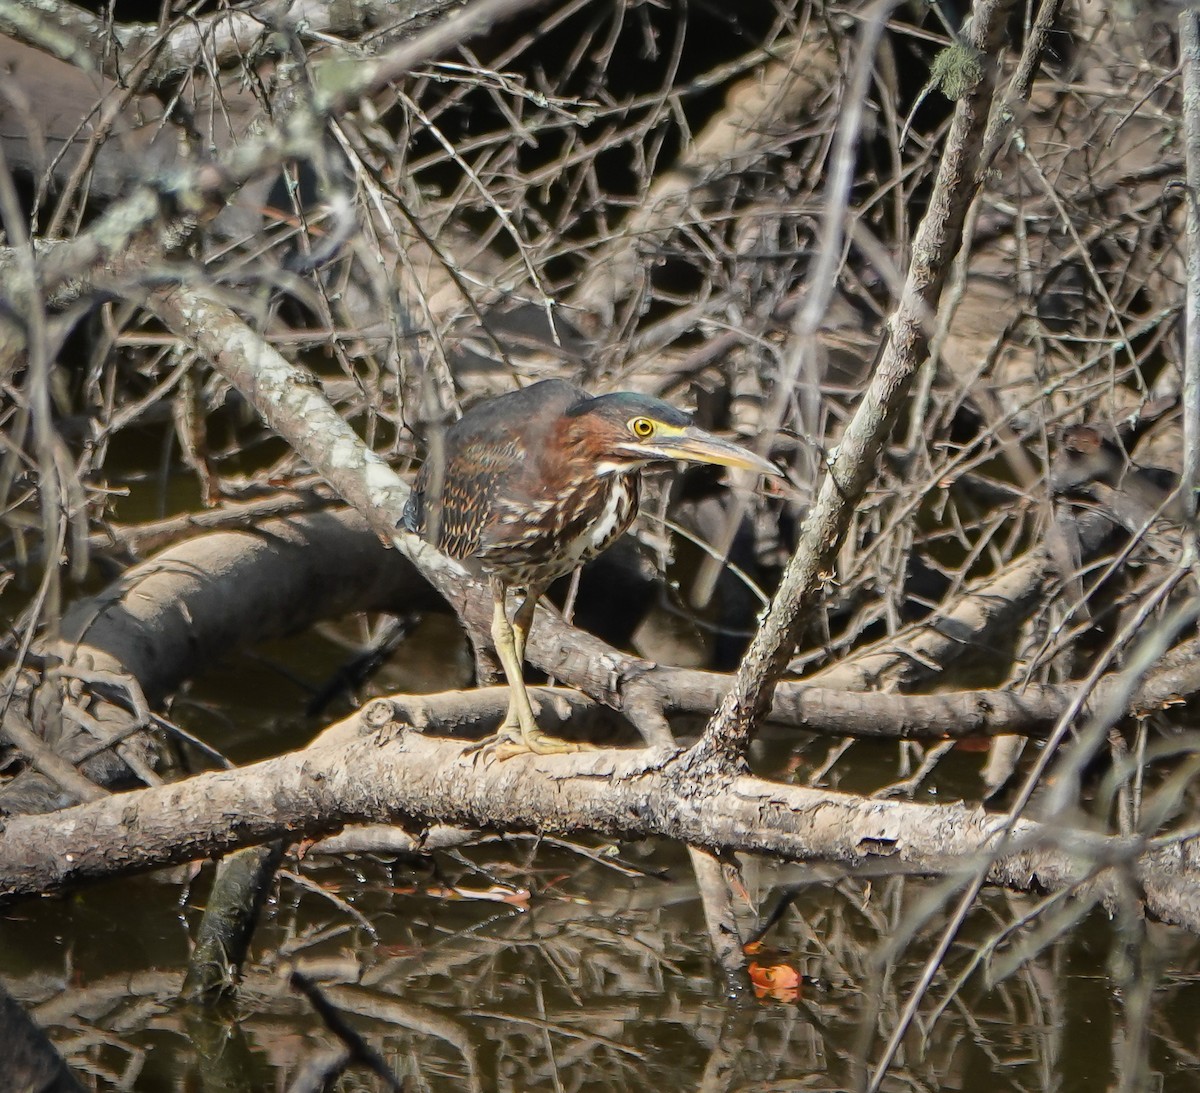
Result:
[564, 392, 782, 479]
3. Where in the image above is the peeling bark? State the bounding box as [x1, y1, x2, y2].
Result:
[3, 713, 1199, 932]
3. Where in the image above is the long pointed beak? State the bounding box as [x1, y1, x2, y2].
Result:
[646, 426, 782, 477]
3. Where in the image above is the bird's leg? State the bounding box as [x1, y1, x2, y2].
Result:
[496, 582, 540, 736]
[492, 580, 532, 739]
[471, 578, 593, 759]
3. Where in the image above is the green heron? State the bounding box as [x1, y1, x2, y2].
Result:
[404, 378, 782, 758]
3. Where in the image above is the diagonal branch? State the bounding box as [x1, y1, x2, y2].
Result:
[684, 0, 1020, 772]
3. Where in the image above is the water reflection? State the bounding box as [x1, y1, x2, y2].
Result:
[6, 838, 1199, 1090]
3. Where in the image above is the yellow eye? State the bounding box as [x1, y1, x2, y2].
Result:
[630, 417, 655, 439]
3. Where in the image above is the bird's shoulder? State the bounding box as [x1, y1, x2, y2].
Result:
[452, 380, 587, 443]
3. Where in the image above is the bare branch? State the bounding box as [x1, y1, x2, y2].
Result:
[3, 715, 1199, 937]
[688, 0, 1021, 770]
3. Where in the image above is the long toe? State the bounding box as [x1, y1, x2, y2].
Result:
[463, 730, 597, 762]
[521, 730, 598, 757]
[463, 727, 518, 765]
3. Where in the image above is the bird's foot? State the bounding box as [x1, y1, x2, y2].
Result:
[465, 726, 597, 763]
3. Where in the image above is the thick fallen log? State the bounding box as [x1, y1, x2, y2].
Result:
[0, 508, 437, 813]
[3, 704, 1198, 933]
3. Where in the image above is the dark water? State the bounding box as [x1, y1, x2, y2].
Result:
[6, 828, 1200, 1091]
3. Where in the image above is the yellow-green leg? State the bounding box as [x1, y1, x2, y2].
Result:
[496, 582, 538, 737]
[470, 577, 594, 760]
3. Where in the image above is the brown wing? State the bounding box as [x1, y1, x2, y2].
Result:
[424, 434, 527, 559]
[404, 379, 586, 561]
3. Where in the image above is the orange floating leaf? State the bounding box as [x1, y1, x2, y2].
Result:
[748, 960, 802, 1003]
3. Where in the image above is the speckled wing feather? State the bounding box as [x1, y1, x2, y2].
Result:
[404, 434, 519, 559]
[432, 433, 527, 559]
[404, 379, 587, 563]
